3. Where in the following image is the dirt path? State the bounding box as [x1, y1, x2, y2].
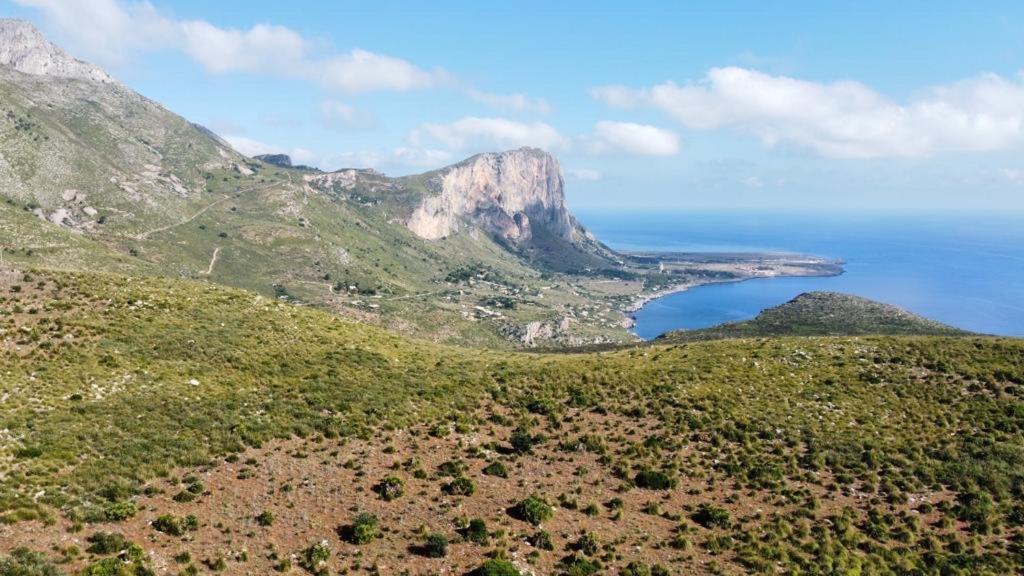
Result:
[133, 181, 279, 241]
[202, 247, 221, 275]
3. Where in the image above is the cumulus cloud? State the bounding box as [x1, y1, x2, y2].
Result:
[565, 168, 602, 181]
[17, 0, 447, 93]
[410, 117, 568, 151]
[593, 67, 1024, 158]
[467, 89, 552, 114]
[13, 0, 177, 62]
[582, 121, 681, 156]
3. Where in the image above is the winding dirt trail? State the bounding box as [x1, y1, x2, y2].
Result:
[202, 247, 221, 275]
[133, 181, 280, 241]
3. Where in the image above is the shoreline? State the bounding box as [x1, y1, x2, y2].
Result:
[619, 255, 845, 338]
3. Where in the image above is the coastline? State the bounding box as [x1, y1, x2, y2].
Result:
[619, 253, 845, 337]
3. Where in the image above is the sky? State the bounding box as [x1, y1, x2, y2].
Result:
[4, 0, 1024, 212]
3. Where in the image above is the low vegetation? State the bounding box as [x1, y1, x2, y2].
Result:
[0, 270, 1021, 574]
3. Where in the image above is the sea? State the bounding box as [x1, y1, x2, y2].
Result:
[576, 211, 1024, 340]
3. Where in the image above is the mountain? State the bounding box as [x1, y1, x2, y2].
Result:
[0, 19, 113, 83]
[0, 20, 839, 348]
[659, 291, 970, 342]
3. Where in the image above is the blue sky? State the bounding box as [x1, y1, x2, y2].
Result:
[5, 0, 1024, 212]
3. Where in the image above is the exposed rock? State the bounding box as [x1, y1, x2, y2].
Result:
[406, 147, 577, 244]
[255, 154, 293, 168]
[0, 19, 115, 83]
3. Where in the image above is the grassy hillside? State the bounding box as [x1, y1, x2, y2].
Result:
[660, 291, 970, 342]
[1, 270, 1022, 574]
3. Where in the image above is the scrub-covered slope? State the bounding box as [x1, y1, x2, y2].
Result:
[660, 291, 970, 342]
[0, 269, 1021, 575]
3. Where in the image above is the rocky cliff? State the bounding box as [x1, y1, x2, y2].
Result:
[406, 147, 579, 244]
[0, 19, 114, 83]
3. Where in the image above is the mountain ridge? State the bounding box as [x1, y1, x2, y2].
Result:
[0, 19, 115, 83]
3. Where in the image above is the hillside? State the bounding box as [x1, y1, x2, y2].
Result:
[0, 20, 840, 349]
[0, 269, 1021, 575]
[659, 291, 971, 342]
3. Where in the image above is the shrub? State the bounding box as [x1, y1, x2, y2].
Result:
[510, 495, 553, 526]
[509, 426, 535, 454]
[692, 504, 730, 529]
[634, 469, 676, 490]
[443, 476, 476, 496]
[483, 461, 508, 478]
[471, 559, 520, 576]
[420, 533, 448, 558]
[152, 514, 199, 536]
[299, 540, 330, 575]
[340, 513, 379, 545]
[104, 501, 137, 521]
[528, 530, 554, 550]
[561, 554, 601, 576]
[623, 562, 651, 576]
[572, 532, 600, 556]
[255, 511, 275, 527]
[463, 518, 489, 544]
[373, 476, 405, 501]
[86, 532, 130, 554]
[0, 548, 62, 576]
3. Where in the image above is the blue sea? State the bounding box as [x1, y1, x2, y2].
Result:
[576, 212, 1024, 340]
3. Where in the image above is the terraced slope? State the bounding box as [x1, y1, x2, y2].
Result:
[0, 270, 1021, 575]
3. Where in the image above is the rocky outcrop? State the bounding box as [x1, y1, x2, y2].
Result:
[406, 148, 577, 244]
[255, 154, 293, 168]
[0, 19, 115, 83]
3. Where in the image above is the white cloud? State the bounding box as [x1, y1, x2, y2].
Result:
[410, 117, 568, 151]
[582, 121, 681, 156]
[999, 168, 1024, 185]
[322, 147, 453, 173]
[593, 67, 1024, 158]
[319, 100, 375, 130]
[467, 89, 551, 114]
[13, 0, 177, 63]
[315, 50, 446, 93]
[221, 135, 316, 166]
[565, 168, 602, 181]
[18, 0, 446, 93]
[179, 21, 307, 75]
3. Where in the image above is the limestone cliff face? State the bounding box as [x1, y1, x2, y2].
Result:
[406, 148, 577, 243]
[0, 19, 115, 83]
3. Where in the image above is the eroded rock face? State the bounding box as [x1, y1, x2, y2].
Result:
[406, 148, 576, 243]
[0, 19, 115, 83]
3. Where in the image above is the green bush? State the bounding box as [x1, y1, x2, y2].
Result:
[692, 504, 730, 529]
[373, 476, 405, 501]
[0, 548, 62, 576]
[483, 461, 509, 478]
[85, 532, 130, 554]
[340, 513, 379, 545]
[299, 540, 330, 575]
[103, 501, 137, 522]
[255, 511, 274, 527]
[152, 514, 199, 536]
[443, 476, 476, 496]
[528, 530, 554, 550]
[509, 426, 535, 454]
[471, 559, 520, 576]
[634, 469, 676, 490]
[463, 518, 489, 544]
[420, 533, 448, 558]
[510, 495, 553, 526]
